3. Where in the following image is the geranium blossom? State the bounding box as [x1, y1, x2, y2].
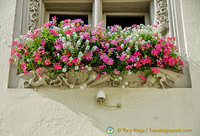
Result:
[44, 58, 51, 66]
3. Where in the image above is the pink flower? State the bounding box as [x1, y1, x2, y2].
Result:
[34, 55, 42, 63]
[61, 55, 70, 63]
[81, 32, 90, 39]
[152, 67, 160, 74]
[103, 58, 114, 65]
[20, 63, 29, 73]
[139, 75, 146, 81]
[168, 57, 176, 66]
[53, 63, 62, 70]
[125, 64, 133, 69]
[120, 53, 127, 61]
[79, 66, 85, 71]
[102, 72, 107, 75]
[90, 36, 99, 43]
[44, 58, 51, 66]
[134, 62, 142, 68]
[114, 69, 120, 75]
[84, 53, 93, 61]
[12, 40, 18, 46]
[40, 39, 46, 46]
[151, 48, 160, 56]
[9, 56, 13, 63]
[179, 60, 184, 67]
[54, 38, 63, 50]
[11, 49, 16, 55]
[98, 63, 106, 69]
[96, 73, 101, 80]
[37, 67, 43, 77]
[108, 48, 115, 54]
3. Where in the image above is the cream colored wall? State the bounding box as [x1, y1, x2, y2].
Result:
[0, 0, 199, 136]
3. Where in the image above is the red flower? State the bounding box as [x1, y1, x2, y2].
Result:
[53, 63, 62, 70]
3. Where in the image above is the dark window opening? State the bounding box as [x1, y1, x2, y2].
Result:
[50, 14, 88, 25]
[106, 15, 145, 28]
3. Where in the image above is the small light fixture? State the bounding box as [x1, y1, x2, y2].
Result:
[96, 90, 106, 104]
[96, 90, 121, 108]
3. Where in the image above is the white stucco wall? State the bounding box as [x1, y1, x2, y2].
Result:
[0, 0, 199, 136]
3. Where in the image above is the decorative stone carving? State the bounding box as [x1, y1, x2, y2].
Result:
[29, 0, 40, 31]
[18, 67, 182, 89]
[155, 0, 169, 36]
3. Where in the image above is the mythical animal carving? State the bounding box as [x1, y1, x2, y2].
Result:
[18, 67, 181, 89]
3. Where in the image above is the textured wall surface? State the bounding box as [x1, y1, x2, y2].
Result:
[182, 0, 200, 135]
[0, 0, 199, 136]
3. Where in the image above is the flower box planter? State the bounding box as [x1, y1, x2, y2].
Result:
[9, 18, 184, 90]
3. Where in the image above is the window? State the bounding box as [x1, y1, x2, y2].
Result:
[106, 15, 145, 28]
[102, 1, 151, 27]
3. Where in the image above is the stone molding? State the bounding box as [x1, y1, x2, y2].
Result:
[155, 0, 169, 36]
[29, 0, 40, 31]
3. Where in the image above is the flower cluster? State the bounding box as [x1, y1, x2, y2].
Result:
[9, 17, 184, 88]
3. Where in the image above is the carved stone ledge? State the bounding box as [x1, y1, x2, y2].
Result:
[18, 67, 182, 89]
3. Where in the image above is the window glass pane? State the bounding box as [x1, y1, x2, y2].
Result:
[106, 15, 145, 28]
[49, 14, 88, 25]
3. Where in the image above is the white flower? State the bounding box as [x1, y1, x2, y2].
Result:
[86, 40, 89, 45]
[128, 71, 132, 75]
[85, 65, 88, 69]
[88, 67, 92, 71]
[75, 66, 79, 70]
[91, 46, 97, 52]
[78, 51, 83, 60]
[69, 57, 73, 61]
[63, 43, 67, 49]
[41, 27, 44, 32]
[83, 83, 87, 88]
[121, 85, 125, 88]
[92, 75, 96, 80]
[85, 45, 90, 52]
[67, 34, 71, 39]
[73, 34, 78, 39]
[80, 36, 84, 40]
[57, 53, 60, 56]
[120, 44, 124, 49]
[59, 34, 62, 37]
[61, 37, 66, 42]
[70, 84, 74, 89]
[27, 59, 30, 62]
[119, 77, 122, 80]
[76, 40, 81, 47]
[66, 41, 71, 46]
[106, 43, 109, 48]
[124, 82, 129, 86]
[80, 85, 84, 91]
[62, 68, 67, 72]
